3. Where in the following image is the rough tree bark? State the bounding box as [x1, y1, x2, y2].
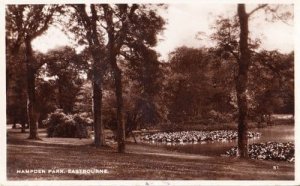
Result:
[92, 57, 105, 147]
[25, 37, 39, 139]
[236, 4, 251, 158]
[111, 57, 125, 153]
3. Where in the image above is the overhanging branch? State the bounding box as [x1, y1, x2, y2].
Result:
[248, 4, 268, 17]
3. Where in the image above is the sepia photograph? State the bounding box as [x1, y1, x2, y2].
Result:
[2, 1, 298, 185]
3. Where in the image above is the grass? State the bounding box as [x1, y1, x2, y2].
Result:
[6, 128, 294, 180]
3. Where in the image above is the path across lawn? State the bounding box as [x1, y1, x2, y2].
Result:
[6, 128, 294, 180]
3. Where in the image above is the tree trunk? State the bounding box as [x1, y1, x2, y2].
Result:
[25, 38, 39, 139]
[102, 4, 138, 152]
[21, 122, 26, 133]
[92, 55, 105, 147]
[236, 4, 250, 158]
[111, 57, 125, 153]
[103, 4, 126, 152]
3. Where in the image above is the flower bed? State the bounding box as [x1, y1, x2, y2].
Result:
[141, 130, 261, 143]
[225, 142, 295, 162]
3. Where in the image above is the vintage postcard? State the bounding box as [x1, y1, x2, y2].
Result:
[1, 0, 299, 185]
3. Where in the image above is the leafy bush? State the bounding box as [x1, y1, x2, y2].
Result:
[74, 112, 93, 127]
[44, 109, 88, 138]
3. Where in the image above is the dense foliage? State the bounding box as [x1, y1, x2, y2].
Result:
[44, 109, 89, 138]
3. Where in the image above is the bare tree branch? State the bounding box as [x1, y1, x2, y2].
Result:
[248, 4, 268, 17]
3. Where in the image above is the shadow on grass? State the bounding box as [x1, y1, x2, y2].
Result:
[6, 128, 295, 180]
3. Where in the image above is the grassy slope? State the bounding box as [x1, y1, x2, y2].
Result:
[7, 129, 294, 180]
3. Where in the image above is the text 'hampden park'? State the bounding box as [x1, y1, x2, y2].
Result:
[16, 169, 109, 174]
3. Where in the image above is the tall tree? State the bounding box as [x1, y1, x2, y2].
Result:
[211, 4, 292, 157]
[101, 4, 138, 152]
[70, 4, 106, 147]
[6, 5, 60, 139]
[236, 4, 251, 157]
[65, 4, 165, 151]
[100, 4, 165, 152]
[235, 4, 291, 157]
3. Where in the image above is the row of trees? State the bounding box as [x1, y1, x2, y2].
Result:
[6, 4, 293, 157]
[6, 4, 165, 153]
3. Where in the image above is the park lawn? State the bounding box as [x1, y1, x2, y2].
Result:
[7, 128, 294, 180]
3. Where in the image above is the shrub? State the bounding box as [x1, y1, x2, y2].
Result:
[73, 114, 89, 138]
[44, 109, 88, 138]
[76, 112, 93, 126]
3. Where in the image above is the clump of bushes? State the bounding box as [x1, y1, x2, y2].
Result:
[43, 109, 90, 138]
